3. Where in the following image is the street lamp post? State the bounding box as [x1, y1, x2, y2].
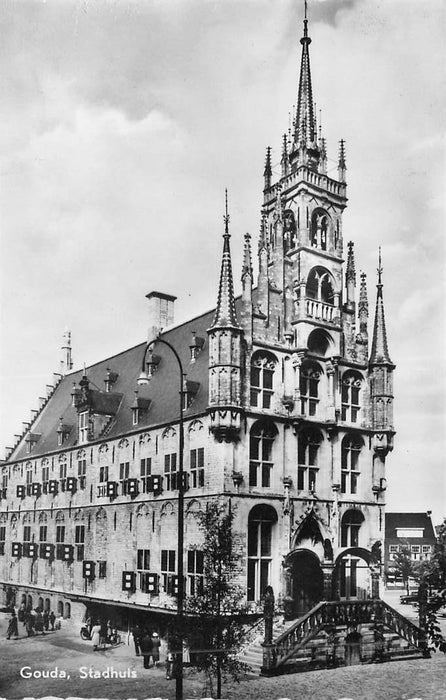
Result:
[138, 338, 184, 700]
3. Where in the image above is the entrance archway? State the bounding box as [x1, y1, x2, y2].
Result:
[333, 548, 372, 600]
[286, 550, 324, 618]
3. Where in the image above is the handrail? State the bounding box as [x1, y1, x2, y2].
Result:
[269, 599, 423, 670]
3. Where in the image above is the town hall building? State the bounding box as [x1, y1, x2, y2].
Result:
[0, 9, 396, 643]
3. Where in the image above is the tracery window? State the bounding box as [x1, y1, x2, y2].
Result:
[341, 435, 362, 495]
[247, 505, 277, 602]
[249, 422, 277, 488]
[297, 429, 322, 492]
[340, 509, 364, 548]
[299, 362, 322, 416]
[341, 372, 362, 423]
[250, 352, 277, 409]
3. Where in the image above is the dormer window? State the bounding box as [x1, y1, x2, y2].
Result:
[25, 432, 41, 454]
[57, 418, 71, 446]
[131, 393, 151, 426]
[79, 411, 90, 444]
[182, 380, 200, 410]
[189, 332, 205, 362]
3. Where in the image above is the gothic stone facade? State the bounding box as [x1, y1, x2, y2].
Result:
[0, 13, 395, 624]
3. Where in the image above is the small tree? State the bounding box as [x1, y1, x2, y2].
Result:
[391, 543, 416, 594]
[416, 519, 446, 654]
[183, 500, 248, 699]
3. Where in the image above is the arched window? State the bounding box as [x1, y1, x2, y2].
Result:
[250, 351, 277, 409]
[341, 509, 364, 548]
[310, 210, 330, 250]
[299, 362, 322, 416]
[297, 429, 322, 492]
[247, 505, 277, 601]
[249, 421, 277, 488]
[341, 372, 362, 422]
[341, 435, 363, 495]
[283, 210, 296, 252]
[306, 267, 334, 304]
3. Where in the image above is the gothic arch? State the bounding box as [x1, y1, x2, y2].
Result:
[185, 499, 202, 517]
[306, 266, 335, 304]
[188, 419, 204, 436]
[162, 426, 177, 440]
[76, 449, 86, 459]
[139, 433, 151, 446]
[160, 501, 175, 518]
[307, 329, 334, 356]
[291, 510, 326, 551]
[55, 511, 65, 522]
[310, 208, 331, 250]
[38, 511, 48, 523]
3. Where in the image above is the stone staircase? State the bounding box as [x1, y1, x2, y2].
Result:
[240, 616, 296, 674]
[241, 599, 426, 676]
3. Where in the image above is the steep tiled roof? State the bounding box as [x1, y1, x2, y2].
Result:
[9, 305, 218, 461]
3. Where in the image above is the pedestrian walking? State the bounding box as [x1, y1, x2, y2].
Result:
[132, 622, 142, 655]
[99, 619, 107, 648]
[43, 610, 49, 631]
[49, 611, 56, 631]
[90, 621, 101, 651]
[34, 609, 44, 635]
[140, 629, 153, 669]
[6, 611, 18, 639]
[151, 632, 161, 667]
[24, 613, 34, 637]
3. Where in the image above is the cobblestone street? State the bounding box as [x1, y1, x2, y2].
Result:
[1, 606, 446, 700]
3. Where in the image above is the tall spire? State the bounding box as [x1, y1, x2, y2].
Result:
[358, 271, 369, 335]
[211, 190, 240, 329]
[370, 248, 392, 364]
[293, 0, 317, 151]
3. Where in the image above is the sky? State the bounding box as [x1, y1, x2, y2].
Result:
[0, 0, 444, 524]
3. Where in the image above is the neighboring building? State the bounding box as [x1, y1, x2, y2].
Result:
[385, 512, 436, 586]
[0, 10, 395, 627]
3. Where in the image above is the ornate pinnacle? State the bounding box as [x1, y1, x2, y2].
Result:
[346, 241, 356, 284]
[242, 232, 253, 281]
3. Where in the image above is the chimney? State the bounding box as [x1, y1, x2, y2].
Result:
[146, 291, 176, 341]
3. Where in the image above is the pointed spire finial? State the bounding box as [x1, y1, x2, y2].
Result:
[377, 245, 383, 287]
[370, 248, 392, 364]
[223, 188, 230, 236]
[211, 191, 240, 329]
[263, 146, 272, 190]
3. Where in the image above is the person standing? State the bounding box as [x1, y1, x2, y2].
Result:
[151, 632, 161, 667]
[90, 621, 101, 651]
[140, 630, 153, 669]
[25, 613, 34, 637]
[34, 609, 44, 635]
[6, 611, 18, 640]
[43, 610, 49, 631]
[132, 622, 142, 656]
[49, 611, 56, 631]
